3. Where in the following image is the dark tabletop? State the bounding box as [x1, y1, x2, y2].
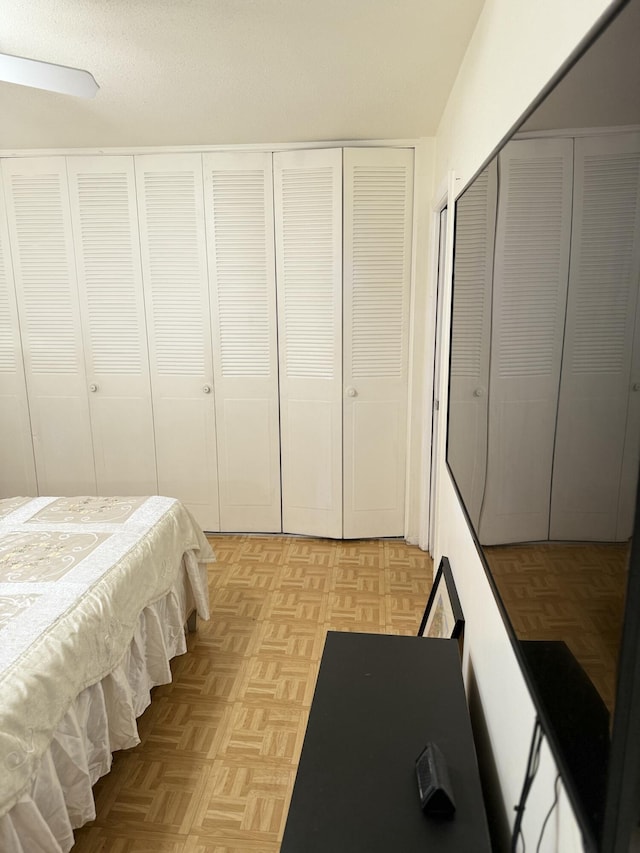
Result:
[280, 631, 491, 853]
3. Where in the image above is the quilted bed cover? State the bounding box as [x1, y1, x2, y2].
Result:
[0, 495, 213, 827]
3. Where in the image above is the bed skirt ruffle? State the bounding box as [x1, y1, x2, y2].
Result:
[0, 569, 196, 853]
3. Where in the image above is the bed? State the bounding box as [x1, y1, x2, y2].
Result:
[0, 494, 214, 853]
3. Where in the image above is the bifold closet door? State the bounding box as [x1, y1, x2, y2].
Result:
[342, 148, 414, 538]
[67, 156, 157, 496]
[551, 132, 640, 541]
[203, 152, 281, 532]
[274, 149, 343, 537]
[135, 153, 219, 531]
[479, 138, 574, 545]
[0, 177, 37, 497]
[448, 161, 497, 530]
[1, 158, 96, 496]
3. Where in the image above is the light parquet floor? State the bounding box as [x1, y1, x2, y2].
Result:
[484, 541, 629, 713]
[71, 535, 433, 852]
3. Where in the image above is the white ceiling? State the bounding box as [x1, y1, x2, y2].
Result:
[0, 0, 485, 150]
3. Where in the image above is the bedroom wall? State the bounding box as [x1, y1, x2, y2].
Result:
[429, 0, 620, 850]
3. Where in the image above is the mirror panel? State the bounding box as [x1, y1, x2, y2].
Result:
[447, 0, 640, 846]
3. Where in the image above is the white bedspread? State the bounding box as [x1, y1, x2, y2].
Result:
[0, 495, 213, 824]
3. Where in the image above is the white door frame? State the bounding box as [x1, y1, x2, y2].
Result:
[418, 172, 457, 555]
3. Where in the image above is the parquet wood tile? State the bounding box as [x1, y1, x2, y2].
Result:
[71, 534, 433, 851]
[253, 620, 325, 661]
[218, 704, 308, 765]
[237, 657, 319, 707]
[332, 565, 385, 593]
[264, 589, 328, 622]
[276, 563, 330, 592]
[328, 591, 386, 627]
[191, 759, 295, 840]
[190, 616, 261, 657]
[141, 697, 232, 759]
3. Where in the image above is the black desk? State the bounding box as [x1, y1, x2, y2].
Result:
[281, 632, 491, 853]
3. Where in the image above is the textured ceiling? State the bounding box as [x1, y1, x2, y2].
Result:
[0, 0, 485, 150]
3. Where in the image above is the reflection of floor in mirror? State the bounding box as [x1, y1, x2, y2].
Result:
[484, 541, 629, 715]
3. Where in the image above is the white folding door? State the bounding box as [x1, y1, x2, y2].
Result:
[274, 149, 343, 537]
[203, 152, 281, 532]
[447, 162, 496, 530]
[551, 132, 640, 541]
[2, 158, 97, 496]
[0, 176, 36, 497]
[479, 139, 574, 545]
[67, 156, 157, 496]
[274, 147, 414, 539]
[342, 148, 414, 538]
[135, 153, 219, 531]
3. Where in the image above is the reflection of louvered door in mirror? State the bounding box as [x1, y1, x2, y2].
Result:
[1, 157, 97, 496]
[0, 175, 36, 498]
[551, 132, 640, 541]
[67, 156, 158, 497]
[274, 149, 343, 538]
[448, 161, 496, 531]
[479, 138, 574, 546]
[135, 153, 220, 531]
[342, 148, 414, 539]
[204, 152, 281, 533]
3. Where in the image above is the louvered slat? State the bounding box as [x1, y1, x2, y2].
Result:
[571, 153, 640, 374]
[281, 167, 336, 380]
[451, 168, 493, 379]
[0, 221, 16, 375]
[8, 173, 78, 374]
[209, 170, 271, 377]
[350, 166, 409, 378]
[142, 170, 206, 376]
[73, 170, 142, 375]
[496, 155, 568, 378]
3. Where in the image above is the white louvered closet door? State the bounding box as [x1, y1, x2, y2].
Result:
[551, 133, 640, 541]
[135, 153, 219, 531]
[342, 148, 414, 538]
[274, 149, 343, 537]
[479, 138, 574, 545]
[448, 161, 497, 530]
[204, 152, 280, 532]
[0, 178, 37, 497]
[67, 156, 157, 496]
[1, 158, 96, 496]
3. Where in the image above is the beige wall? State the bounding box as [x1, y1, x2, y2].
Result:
[430, 0, 620, 849]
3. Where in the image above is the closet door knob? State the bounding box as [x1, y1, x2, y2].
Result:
[633, 383, 640, 392]
[473, 387, 484, 398]
[346, 386, 357, 397]
[89, 384, 98, 393]
[203, 384, 212, 394]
